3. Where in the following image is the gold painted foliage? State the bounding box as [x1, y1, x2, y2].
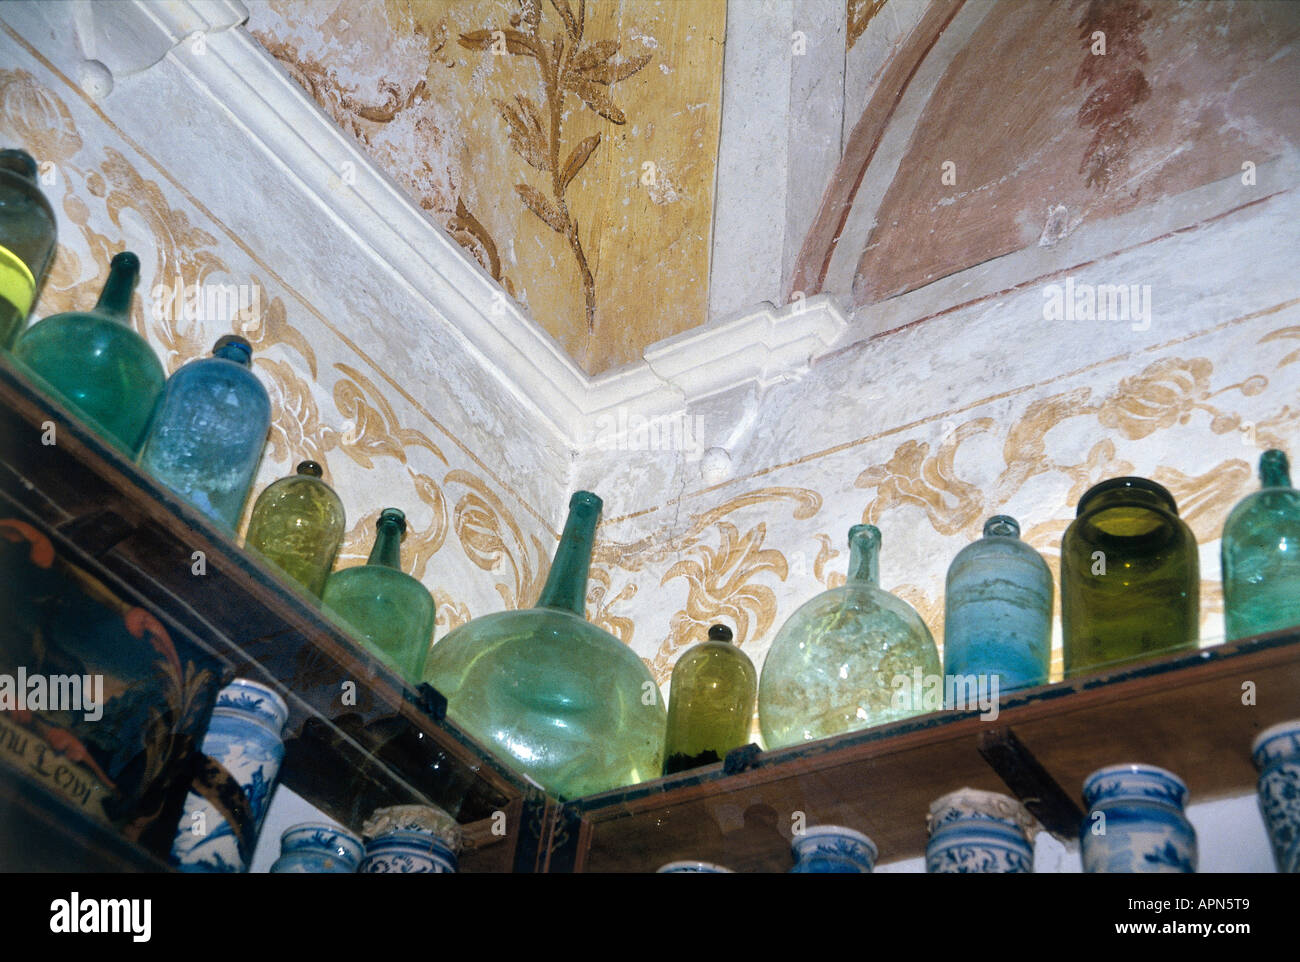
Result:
[460, 0, 650, 331]
[448, 469, 549, 611]
[591, 487, 822, 685]
[0, 68, 82, 162]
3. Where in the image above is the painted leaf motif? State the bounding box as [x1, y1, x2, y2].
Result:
[560, 133, 600, 191]
[562, 76, 626, 124]
[515, 182, 568, 233]
[458, 28, 539, 58]
[572, 46, 651, 86]
[495, 95, 550, 172]
[568, 40, 618, 75]
[550, 0, 581, 40]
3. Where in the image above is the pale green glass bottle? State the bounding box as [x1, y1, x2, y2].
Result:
[322, 508, 435, 683]
[244, 461, 346, 598]
[1221, 450, 1300, 640]
[0, 148, 57, 348]
[422, 491, 666, 800]
[11, 251, 164, 455]
[663, 624, 757, 775]
[759, 524, 941, 749]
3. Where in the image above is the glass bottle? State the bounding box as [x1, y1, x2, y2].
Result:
[422, 491, 666, 800]
[1061, 477, 1198, 677]
[322, 508, 436, 683]
[137, 335, 271, 531]
[10, 251, 164, 455]
[758, 524, 942, 749]
[1221, 450, 1300, 640]
[244, 460, 346, 598]
[663, 624, 757, 775]
[0, 149, 57, 348]
[944, 515, 1053, 694]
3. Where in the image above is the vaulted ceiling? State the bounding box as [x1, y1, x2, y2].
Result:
[248, 0, 1300, 378]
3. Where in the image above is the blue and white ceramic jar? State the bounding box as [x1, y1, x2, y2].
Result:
[944, 515, 1053, 695]
[1080, 764, 1197, 873]
[269, 822, 364, 874]
[789, 825, 877, 873]
[171, 678, 289, 872]
[1252, 719, 1300, 873]
[656, 860, 734, 873]
[359, 804, 463, 874]
[926, 788, 1037, 873]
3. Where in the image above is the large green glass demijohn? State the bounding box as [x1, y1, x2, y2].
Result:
[244, 460, 346, 598]
[663, 624, 757, 775]
[11, 251, 164, 455]
[422, 491, 666, 800]
[759, 524, 941, 749]
[322, 508, 436, 683]
[0, 148, 57, 348]
[1221, 450, 1300, 640]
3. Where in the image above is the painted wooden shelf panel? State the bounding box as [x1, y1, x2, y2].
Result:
[0, 354, 535, 872]
[560, 630, 1300, 873]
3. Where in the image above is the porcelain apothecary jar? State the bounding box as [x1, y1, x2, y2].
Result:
[789, 825, 878, 873]
[359, 804, 463, 873]
[926, 788, 1037, 873]
[270, 822, 364, 874]
[171, 678, 289, 872]
[657, 860, 734, 873]
[1080, 764, 1197, 873]
[1251, 719, 1300, 873]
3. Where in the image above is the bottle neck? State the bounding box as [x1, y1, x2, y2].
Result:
[1260, 450, 1291, 489]
[94, 253, 140, 325]
[367, 516, 405, 570]
[846, 525, 881, 587]
[984, 515, 1020, 539]
[536, 492, 602, 615]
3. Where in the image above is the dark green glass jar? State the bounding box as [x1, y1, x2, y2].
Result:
[663, 624, 757, 775]
[0, 148, 57, 348]
[1061, 477, 1199, 677]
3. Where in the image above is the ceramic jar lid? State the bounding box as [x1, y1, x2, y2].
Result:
[362, 804, 463, 853]
[927, 787, 1040, 839]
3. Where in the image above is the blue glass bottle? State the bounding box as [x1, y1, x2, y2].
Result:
[137, 335, 270, 531]
[1221, 449, 1300, 640]
[944, 515, 1053, 695]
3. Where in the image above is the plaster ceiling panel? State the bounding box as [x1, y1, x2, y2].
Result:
[247, 0, 725, 376]
[807, 0, 1300, 306]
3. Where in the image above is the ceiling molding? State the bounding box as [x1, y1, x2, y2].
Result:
[79, 1, 851, 452]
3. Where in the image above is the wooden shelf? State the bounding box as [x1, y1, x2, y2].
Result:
[556, 629, 1300, 872]
[5, 351, 1297, 874]
[0, 354, 540, 872]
